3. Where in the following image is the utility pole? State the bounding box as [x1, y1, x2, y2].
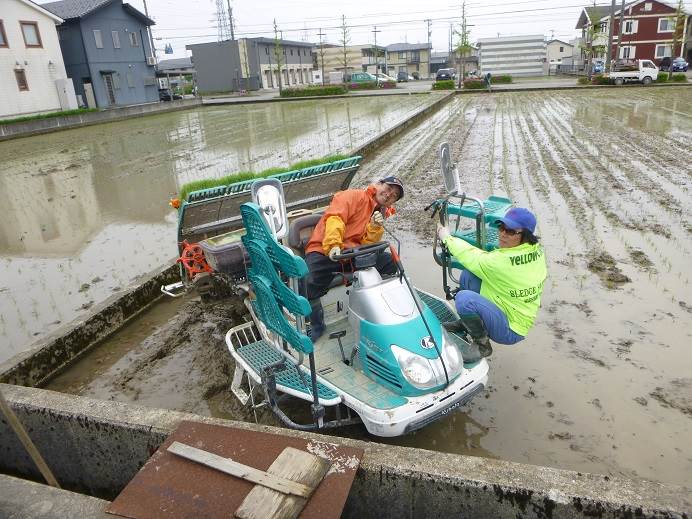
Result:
[615, 0, 626, 62]
[318, 28, 326, 86]
[606, 0, 616, 73]
[227, 0, 234, 40]
[372, 26, 381, 75]
[425, 19, 431, 79]
[142, 0, 156, 61]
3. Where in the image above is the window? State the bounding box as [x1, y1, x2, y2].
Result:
[265, 47, 269, 55]
[93, 29, 103, 48]
[658, 18, 674, 32]
[20, 21, 42, 47]
[398, 51, 405, 59]
[129, 31, 138, 46]
[642, 60, 656, 69]
[655, 44, 672, 58]
[112, 30, 120, 48]
[644, 2, 652, 11]
[619, 45, 635, 59]
[623, 20, 638, 34]
[15, 69, 28, 90]
[0, 20, 8, 47]
[559, 46, 564, 52]
[290, 49, 293, 55]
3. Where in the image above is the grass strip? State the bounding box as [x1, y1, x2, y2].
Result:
[0, 108, 97, 126]
[179, 154, 349, 200]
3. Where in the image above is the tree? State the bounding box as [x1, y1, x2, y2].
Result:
[339, 15, 351, 81]
[273, 19, 284, 93]
[454, 1, 473, 88]
[580, 22, 606, 81]
[666, 0, 685, 81]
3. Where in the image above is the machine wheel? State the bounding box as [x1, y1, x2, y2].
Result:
[642, 76, 652, 85]
[614, 78, 624, 86]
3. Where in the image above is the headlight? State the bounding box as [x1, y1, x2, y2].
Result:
[441, 330, 461, 373]
[391, 345, 436, 389]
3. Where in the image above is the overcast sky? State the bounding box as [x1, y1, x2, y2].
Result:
[46, 0, 692, 58]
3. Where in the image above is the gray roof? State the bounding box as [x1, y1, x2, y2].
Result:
[157, 57, 193, 71]
[247, 37, 313, 48]
[42, 0, 154, 24]
[386, 42, 431, 52]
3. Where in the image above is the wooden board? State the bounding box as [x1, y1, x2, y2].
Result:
[106, 420, 363, 519]
[235, 447, 331, 519]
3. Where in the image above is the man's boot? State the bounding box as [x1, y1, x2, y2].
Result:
[308, 299, 326, 342]
[459, 313, 493, 358]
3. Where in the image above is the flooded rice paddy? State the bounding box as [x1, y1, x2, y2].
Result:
[16, 86, 692, 488]
[0, 94, 442, 361]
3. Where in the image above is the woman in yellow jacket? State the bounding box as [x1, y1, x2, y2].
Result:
[304, 177, 404, 341]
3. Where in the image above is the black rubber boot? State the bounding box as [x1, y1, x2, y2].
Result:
[460, 313, 493, 358]
[308, 299, 326, 342]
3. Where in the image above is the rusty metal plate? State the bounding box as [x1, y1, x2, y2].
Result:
[107, 420, 363, 519]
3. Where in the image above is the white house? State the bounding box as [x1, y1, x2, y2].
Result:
[0, 0, 77, 119]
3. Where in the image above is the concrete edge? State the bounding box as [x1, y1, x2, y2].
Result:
[1, 384, 690, 518]
[0, 474, 110, 518]
[351, 91, 455, 159]
[0, 99, 202, 142]
[202, 89, 442, 105]
[0, 264, 179, 387]
[454, 81, 692, 94]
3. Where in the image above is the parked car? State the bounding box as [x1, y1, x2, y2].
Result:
[397, 71, 410, 82]
[375, 72, 396, 86]
[159, 89, 182, 101]
[435, 68, 456, 81]
[349, 72, 377, 84]
[657, 56, 689, 72]
[592, 60, 604, 74]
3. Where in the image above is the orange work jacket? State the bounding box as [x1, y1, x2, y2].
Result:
[305, 185, 384, 255]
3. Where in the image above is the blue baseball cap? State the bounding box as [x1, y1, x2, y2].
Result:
[495, 207, 536, 233]
[379, 176, 404, 199]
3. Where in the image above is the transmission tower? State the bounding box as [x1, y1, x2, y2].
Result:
[214, 0, 231, 41]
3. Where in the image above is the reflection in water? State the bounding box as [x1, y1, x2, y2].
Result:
[0, 94, 443, 362]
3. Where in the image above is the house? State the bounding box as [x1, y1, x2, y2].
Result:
[547, 39, 574, 65]
[0, 0, 77, 118]
[477, 35, 547, 76]
[187, 38, 313, 93]
[43, 0, 158, 108]
[385, 43, 432, 79]
[156, 56, 194, 93]
[309, 44, 386, 79]
[430, 51, 450, 74]
[575, 0, 689, 65]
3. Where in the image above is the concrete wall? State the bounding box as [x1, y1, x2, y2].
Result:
[1, 384, 690, 517]
[0, 0, 69, 118]
[187, 40, 243, 93]
[0, 97, 201, 140]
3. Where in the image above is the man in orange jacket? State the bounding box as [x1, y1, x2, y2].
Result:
[304, 177, 404, 341]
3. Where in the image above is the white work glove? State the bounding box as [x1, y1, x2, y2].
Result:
[328, 246, 341, 261]
[370, 211, 384, 227]
[437, 223, 450, 241]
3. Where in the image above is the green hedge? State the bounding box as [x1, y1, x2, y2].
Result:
[432, 80, 455, 90]
[348, 81, 378, 90]
[671, 73, 687, 82]
[379, 80, 396, 89]
[655, 74, 669, 83]
[463, 79, 485, 89]
[577, 77, 590, 85]
[493, 74, 512, 84]
[591, 74, 610, 85]
[179, 154, 350, 201]
[656, 72, 689, 82]
[0, 108, 97, 125]
[281, 85, 348, 97]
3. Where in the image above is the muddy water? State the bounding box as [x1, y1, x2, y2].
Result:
[47, 87, 692, 487]
[0, 94, 443, 362]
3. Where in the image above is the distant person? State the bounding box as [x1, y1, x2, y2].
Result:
[484, 72, 492, 92]
[437, 208, 547, 360]
[304, 177, 404, 341]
